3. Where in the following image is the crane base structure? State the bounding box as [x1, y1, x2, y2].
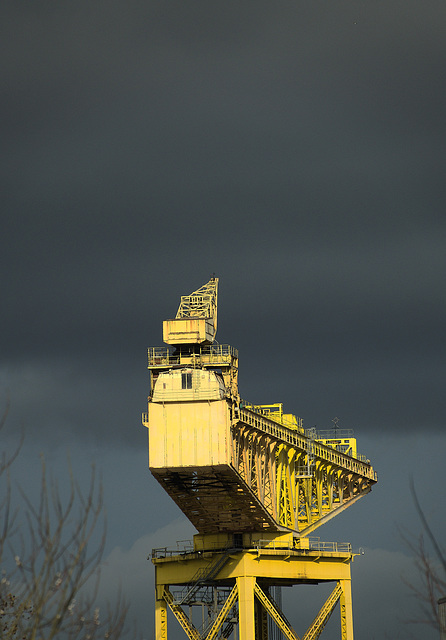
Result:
[143, 278, 377, 640]
[152, 532, 354, 640]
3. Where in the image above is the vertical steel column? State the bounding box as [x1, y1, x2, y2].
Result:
[339, 579, 354, 640]
[155, 584, 167, 640]
[237, 576, 256, 639]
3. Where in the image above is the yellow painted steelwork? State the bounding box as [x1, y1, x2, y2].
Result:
[145, 373, 376, 535]
[152, 533, 355, 640]
[143, 278, 377, 639]
[163, 277, 218, 345]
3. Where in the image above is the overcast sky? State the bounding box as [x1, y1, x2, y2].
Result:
[2, 2, 445, 638]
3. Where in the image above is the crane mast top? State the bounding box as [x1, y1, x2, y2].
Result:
[163, 277, 219, 345]
[175, 277, 218, 324]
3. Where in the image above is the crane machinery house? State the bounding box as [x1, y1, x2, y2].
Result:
[142, 277, 377, 640]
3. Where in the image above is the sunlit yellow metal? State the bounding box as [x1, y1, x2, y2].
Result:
[205, 584, 238, 640]
[152, 532, 355, 640]
[155, 585, 168, 640]
[162, 585, 201, 640]
[317, 436, 357, 459]
[302, 583, 342, 640]
[146, 343, 239, 398]
[144, 278, 377, 639]
[245, 403, 304, 431]
[163, 277, 218, 345]
[145, 385, 376, 535]
[253, 582, 299, 640]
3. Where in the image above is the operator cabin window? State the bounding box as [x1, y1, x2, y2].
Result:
[182, 372, 192, 389]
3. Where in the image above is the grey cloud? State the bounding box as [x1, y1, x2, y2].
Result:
[1, 3, 445, 635]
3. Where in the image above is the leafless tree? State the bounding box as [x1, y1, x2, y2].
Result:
[402, 478, 446, 633]
[0, 404, 137, 639]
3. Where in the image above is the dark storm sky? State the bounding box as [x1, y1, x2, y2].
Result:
[1, 2, 445, 638]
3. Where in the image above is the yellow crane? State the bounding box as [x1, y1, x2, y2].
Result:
[143, 277, 377, 640]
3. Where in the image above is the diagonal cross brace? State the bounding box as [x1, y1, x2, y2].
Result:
[204, 583, 238, 640]
[254, 582, 300, 640]
[163, 586, 201, 640]
[302, 582, 342, 640]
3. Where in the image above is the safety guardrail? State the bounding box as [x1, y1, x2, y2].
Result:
[316, 429, 354, 439]
[152, 540, 194, 558]
[148, 344, 238, 368]
[153, 538, 353, 558]
[308, 538, 352, 553]
[242, 402, 304, 431]
[255, 538, 352, 554]
[150, 388, 224, 402]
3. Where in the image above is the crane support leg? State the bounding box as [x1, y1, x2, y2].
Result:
[237, 576, 256, 640]
[152, 535, 356, 639]
[155, 585, 168, 640]
[339, 579, 354, 640]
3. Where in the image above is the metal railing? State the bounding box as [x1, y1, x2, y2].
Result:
[152, 540, 194, 558]
[152, 537, 352, 558]
[147, 347, 179, 367]
[152, 539, 238, 558]
[239, 407, 377, 481]
[241, 401, 304, 432]
[148, 344, 238, 368]
[316, 429, 354, 439]
[151, 388, 224, 402]
[308, 538, 352, 553]
[255, 538, 352, 554]
[151, 538, 352, 556]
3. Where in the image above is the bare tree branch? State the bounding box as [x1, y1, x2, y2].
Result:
[1, 404, 139, 639]
[402, 478, 446, 631]
[410, 477, 446, 575]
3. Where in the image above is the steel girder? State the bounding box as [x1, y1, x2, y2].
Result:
[154, 546, 355, 640]
[231, 422, 374, 535]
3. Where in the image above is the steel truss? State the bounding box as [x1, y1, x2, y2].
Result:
[151, 404, 376, 537]
[231, 415, 374, 534]
[153, 539, 354, 640]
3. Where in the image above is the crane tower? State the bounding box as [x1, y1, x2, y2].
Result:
[143, 277, 377, 640]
